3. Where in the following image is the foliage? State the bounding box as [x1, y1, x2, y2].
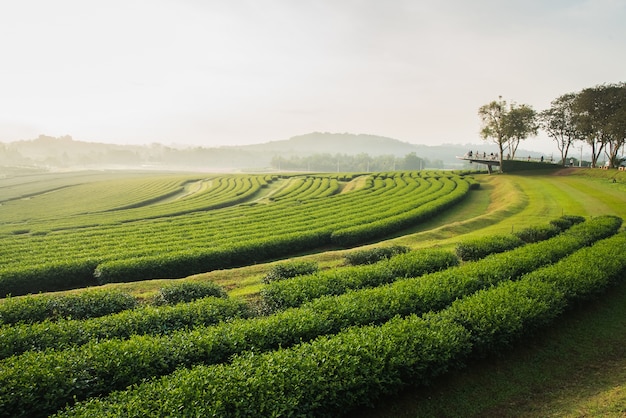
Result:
[0, 171, 473, 296]
[514, 224, 561, 243]
[455, 234, 525, 261]
[572, 82, 626, 168]
[53, 231, 626, 417]
[343, 245, 410, 265]
[260, 249, 458, 313]
[478, 96, 538, 167]
[2, 216, 620, 417]
[262, 260, 319, 284]
[153, 281, 227, 305]
[0, 295, 252, 359]
[0, 289, 138, 326]
[539, 92, 582, 166]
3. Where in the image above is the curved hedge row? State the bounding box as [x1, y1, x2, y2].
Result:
[330, 176, 470, 247]
[0, 295, 252, 359]
[94, 230, 332, 284]
[55, 231, 626, 417]
[455, 234, 525, 261]
[453, 214, 583, 261]
[0, 289, 138, 326]
[1, 172, 473, 296]
[260, 248, 458, 313]
[1, 216, 619, 417]
[343, 245, 410, 265]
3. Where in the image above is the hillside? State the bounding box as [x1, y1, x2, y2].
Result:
[1, 133, 502, 171]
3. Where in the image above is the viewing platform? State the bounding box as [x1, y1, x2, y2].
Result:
[456, 153, 501, 173]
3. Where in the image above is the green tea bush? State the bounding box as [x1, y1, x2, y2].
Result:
[95, 231, 331, 284]
[55, 232, 626, 417]
[0, 259, 99, 298]
[0, 295, 251, 359]
[455, 234, 525, 261]
[0, 289, 138, 326]
[260, 249, 457, 313]
[512, 214, 585, 244]
[153, 281, 227, 305]
[524, 231, 626, 304]
[53, 315, 472, 418]
[549, 215, 582, 231]
[514, 224, 561, 243]
[330, 177, 470, 247]
[2, 216, 620, 417]
[343, 245, 410, 265]
[262, 260, 319, 284]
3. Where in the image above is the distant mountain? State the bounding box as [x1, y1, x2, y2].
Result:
[1, 132, 506, 171]
[236, 132, 420, 156]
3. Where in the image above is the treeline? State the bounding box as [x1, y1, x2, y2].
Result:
[270, 152, 444, 172]
[481, 82, 626, 169]
[540, 82, 626, 168]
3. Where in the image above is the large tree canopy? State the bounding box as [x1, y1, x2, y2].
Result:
[539, 93, 582, 167]
[572, 82, 626, 168]
[478, 96, 537, 172]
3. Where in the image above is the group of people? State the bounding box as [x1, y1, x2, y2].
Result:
[466, 151, 499, 160]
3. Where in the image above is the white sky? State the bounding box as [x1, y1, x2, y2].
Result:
[1, 0, 624, 154]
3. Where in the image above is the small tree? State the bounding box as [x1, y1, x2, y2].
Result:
[478, 96, 508, 170]
[503, 103, 538, 158]
[479, 97, 538, 172]
[539, 93, 581, 166]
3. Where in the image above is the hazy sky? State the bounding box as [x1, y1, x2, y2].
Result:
[1, 0, 624, 153]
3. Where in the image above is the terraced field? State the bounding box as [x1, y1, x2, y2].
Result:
[0, 170, 473, 296]
[0, 167, 625, 417]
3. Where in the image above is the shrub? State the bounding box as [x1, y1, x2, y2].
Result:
[0, 289, 138, 326]
[153, 281, 227, 305]
[343, 245, 410, 265]
[55, 232, 626, 418]
[0, 295, 251, 359]
[262, 261, 319, 284]
[2, 216, 621, 417]
[514, 224, 561, 243]
[455, 234, 525, 261]
[260, 249, 458, 313]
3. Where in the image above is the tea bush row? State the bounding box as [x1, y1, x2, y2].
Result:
[330, 176, 470, 247]
[455, 234, 525, 261]
[343, 244, 410, 265]
[55, 231, 626, 417]
[454, 214, 582, 261]
[260, 248, 458, 313]
[152, 280, 227, 305]
[1, 172, 471, 296]
[0, 289, 138, 326]
[262, 260, 320, 284]
[2, 216, 618, 417]
[512, 214, 585, 245]
[0, 294, 251, 359]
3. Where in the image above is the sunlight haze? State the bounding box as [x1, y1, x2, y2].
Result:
[1, 0, 624, 154]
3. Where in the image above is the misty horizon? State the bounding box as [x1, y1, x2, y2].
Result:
[1, 1, 624, 157]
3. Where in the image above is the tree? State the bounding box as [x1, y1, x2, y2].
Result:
[602, 83, 626, 168]
[478, 96, 508, 170]
[401, 152, 424, 170]
[572, 83, 626, 168]
[503, 103, 538, 159]
[478, 96, 537, 172]
[539, 92, 582, 167]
